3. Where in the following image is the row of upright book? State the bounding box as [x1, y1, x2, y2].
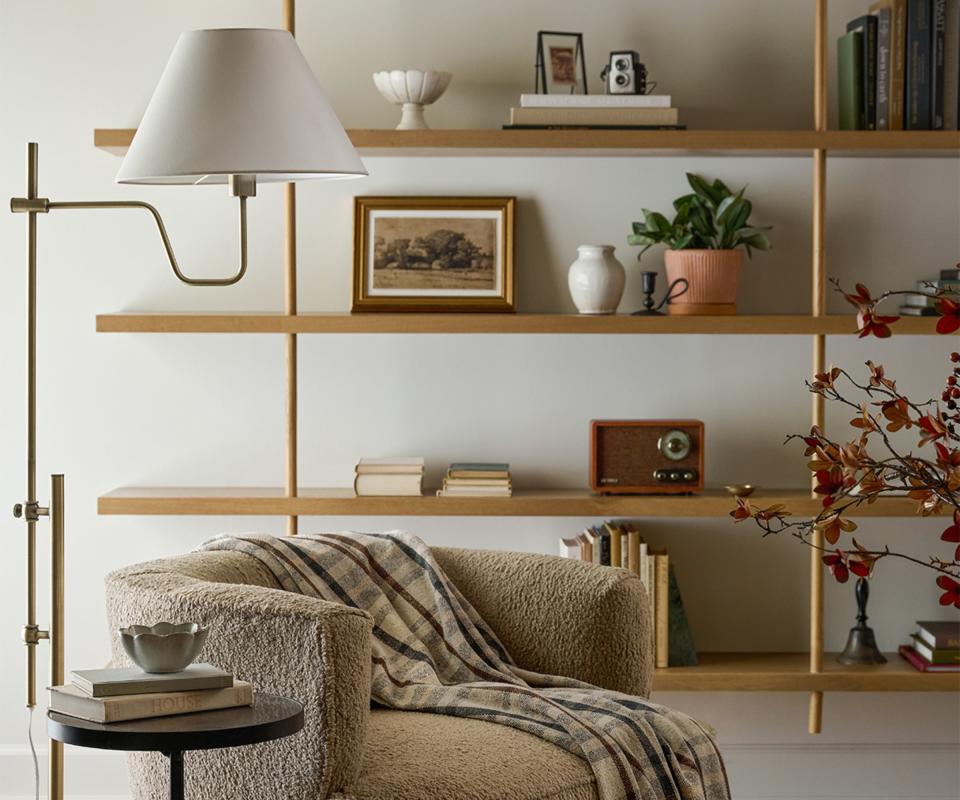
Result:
[899, 265, 959, 315]
[353, 458, 512, 497]
[899, 619, 959, 671]
[559, 521, 697, 669]
[505, 93, 683, 130]
[839, 0, 960, 131]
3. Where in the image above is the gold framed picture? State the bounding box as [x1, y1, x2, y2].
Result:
[352, 196, 516, 312]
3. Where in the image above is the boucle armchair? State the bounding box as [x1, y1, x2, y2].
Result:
[105, 545, 653, 800]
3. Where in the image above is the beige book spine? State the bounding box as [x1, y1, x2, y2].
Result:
[608, 526, 622, 570]
[627, 531, 640, 575]
[655, 554, 670, 669]
[510, 106, 680, 126]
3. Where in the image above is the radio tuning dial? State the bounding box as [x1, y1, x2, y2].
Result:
[658, 429, 692, 461]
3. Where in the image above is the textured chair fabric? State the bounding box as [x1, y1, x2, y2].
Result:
[105, 545, 653, 800]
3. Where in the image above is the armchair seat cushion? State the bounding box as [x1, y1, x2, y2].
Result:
[347, 709, 596, 800]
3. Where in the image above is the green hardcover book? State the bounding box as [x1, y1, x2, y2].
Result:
[839, 30, 865, 129]
[911, 633, 960, 663]
[667, 566, 698, 667]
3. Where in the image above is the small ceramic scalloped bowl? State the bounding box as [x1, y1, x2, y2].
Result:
[373, 69, 452, 130]
[119, 622, 209, 674]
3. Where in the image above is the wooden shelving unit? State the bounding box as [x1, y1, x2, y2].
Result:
[94, 1, 958, 715]
[651, 653, 960, 692]
[95, 312, 948, 336]
[94, 127, 960, 158]
[98, 487, 948, 518]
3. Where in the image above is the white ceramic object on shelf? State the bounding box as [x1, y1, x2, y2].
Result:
[373, 70, 452, 130]
[567, 245, 626, 315]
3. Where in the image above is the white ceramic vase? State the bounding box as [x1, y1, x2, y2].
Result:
[567, 245, 626, 315]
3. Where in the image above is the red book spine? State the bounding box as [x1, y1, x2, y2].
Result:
[899, 644, 960, 672]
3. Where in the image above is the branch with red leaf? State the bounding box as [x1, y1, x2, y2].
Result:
[731, 353, 960, 609]
[836, 272, 960, 337]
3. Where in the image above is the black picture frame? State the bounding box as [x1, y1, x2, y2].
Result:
[535, 31, 588, 95]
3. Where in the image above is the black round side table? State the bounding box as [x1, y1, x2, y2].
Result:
[48, 692, 303, 800]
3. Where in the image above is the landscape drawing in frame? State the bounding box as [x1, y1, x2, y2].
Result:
[352, 196, 516, 312]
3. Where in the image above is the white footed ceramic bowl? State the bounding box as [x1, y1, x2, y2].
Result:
[119, 622, 209, 674]
[373, 69, 452, 130]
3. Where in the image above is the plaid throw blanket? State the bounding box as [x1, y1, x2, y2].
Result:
[201, 532, 729, 800]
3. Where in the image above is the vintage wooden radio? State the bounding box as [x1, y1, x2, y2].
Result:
[589, 420, 704, 494]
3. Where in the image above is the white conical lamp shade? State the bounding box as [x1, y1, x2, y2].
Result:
[117, 28, 367, 185]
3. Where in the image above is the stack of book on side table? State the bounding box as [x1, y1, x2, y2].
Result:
[559, 521, 697, 669]
[898, 268, 959, 316]
[437, 463, 512, 497]
[503, 93, 683, 130]
[48, 663, 252, 723]
[899, 620, 960, 672]
[354, 457, 424, 496]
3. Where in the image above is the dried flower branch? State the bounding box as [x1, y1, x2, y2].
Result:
[732, 353, 960, 608]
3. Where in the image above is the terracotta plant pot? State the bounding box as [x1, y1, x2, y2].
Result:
[664, 249, 743, 315]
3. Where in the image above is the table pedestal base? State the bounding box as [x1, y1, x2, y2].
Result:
[163, 751, 184, 800]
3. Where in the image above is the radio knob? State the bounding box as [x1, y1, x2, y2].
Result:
[658, 430, 692, 461]
[682, 470, 696, 482]
[669, 470, 681, 481]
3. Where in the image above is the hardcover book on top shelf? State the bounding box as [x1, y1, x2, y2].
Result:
[505, 93, 684, 130]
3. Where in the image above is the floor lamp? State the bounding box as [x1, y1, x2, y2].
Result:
[10, 27, 365, 799]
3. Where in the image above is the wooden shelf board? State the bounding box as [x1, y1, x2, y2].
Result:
[97, 487, 943, 518]
[651, 652, 960, 692]
[94, 312, 948, 336]
[95, 128, 960, 158]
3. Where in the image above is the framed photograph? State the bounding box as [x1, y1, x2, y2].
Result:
[352, 197, 516, 313]
[535, 31, 588, 94]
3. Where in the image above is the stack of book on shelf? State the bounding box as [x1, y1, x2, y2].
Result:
[437, 463, 512, 497]
[354, 457, 424, 496]
[503, 93, 683, 130]
[48, 663, 252, 723]
[559, 521, 697, 669]
[899, 620, 960, 671]
[838, 0, 960, 131]
[899, 267, 958, 315]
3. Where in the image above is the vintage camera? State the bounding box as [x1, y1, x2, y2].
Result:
[589, 420, 704, 494]
[602, 50, 647, 94]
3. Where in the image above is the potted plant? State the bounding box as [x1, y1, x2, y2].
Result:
[628, 173, 771, 314]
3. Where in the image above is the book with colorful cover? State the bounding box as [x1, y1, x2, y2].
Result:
[916, 619, 960, 648]
[910, 633, 960, 663]
[899, 644, 960, 671]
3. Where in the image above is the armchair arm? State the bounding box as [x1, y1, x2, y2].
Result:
[433, 547, 652, 697]
[105, 552, 372, 800]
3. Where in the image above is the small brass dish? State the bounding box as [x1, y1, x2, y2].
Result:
[725, 484, 757, 498]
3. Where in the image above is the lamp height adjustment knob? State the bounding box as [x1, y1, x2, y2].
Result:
[13, 503, 23, 518]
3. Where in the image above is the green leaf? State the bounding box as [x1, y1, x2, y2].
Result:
[686, 173, 721, 206]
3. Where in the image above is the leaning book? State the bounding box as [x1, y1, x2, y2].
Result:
[49, 680, 253, 723]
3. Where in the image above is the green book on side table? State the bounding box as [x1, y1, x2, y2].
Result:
[838, 30, 865, 130]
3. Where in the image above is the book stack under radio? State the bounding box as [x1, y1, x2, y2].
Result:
[559, 521, 697, 669]
[48, 663, 252, 723]
[838, 1, 960, 131]
[899, 620, 960, 671]
[437, 463, 512, 497]
[503, 93, 683, 130]
[354, 457, 424, 496]
[898, 267, 959, 315]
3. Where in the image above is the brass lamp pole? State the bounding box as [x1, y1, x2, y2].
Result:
[10, 141, 257, 800]
[9, 21, 365, 800]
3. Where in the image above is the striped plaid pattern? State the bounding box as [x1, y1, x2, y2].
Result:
[200, 532, 730, 800]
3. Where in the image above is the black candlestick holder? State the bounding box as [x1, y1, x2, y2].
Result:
[836, 577, 887, 665]
[632, 270, 689, 315]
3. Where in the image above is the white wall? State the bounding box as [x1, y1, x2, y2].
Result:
[1, 1, 958, 798]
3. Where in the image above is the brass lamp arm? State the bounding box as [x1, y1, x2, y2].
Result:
[11, 175, 255, 287]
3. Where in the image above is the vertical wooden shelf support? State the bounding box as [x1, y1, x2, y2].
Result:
[808, 0, 828, 735]
[283, 0, 299, 536]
